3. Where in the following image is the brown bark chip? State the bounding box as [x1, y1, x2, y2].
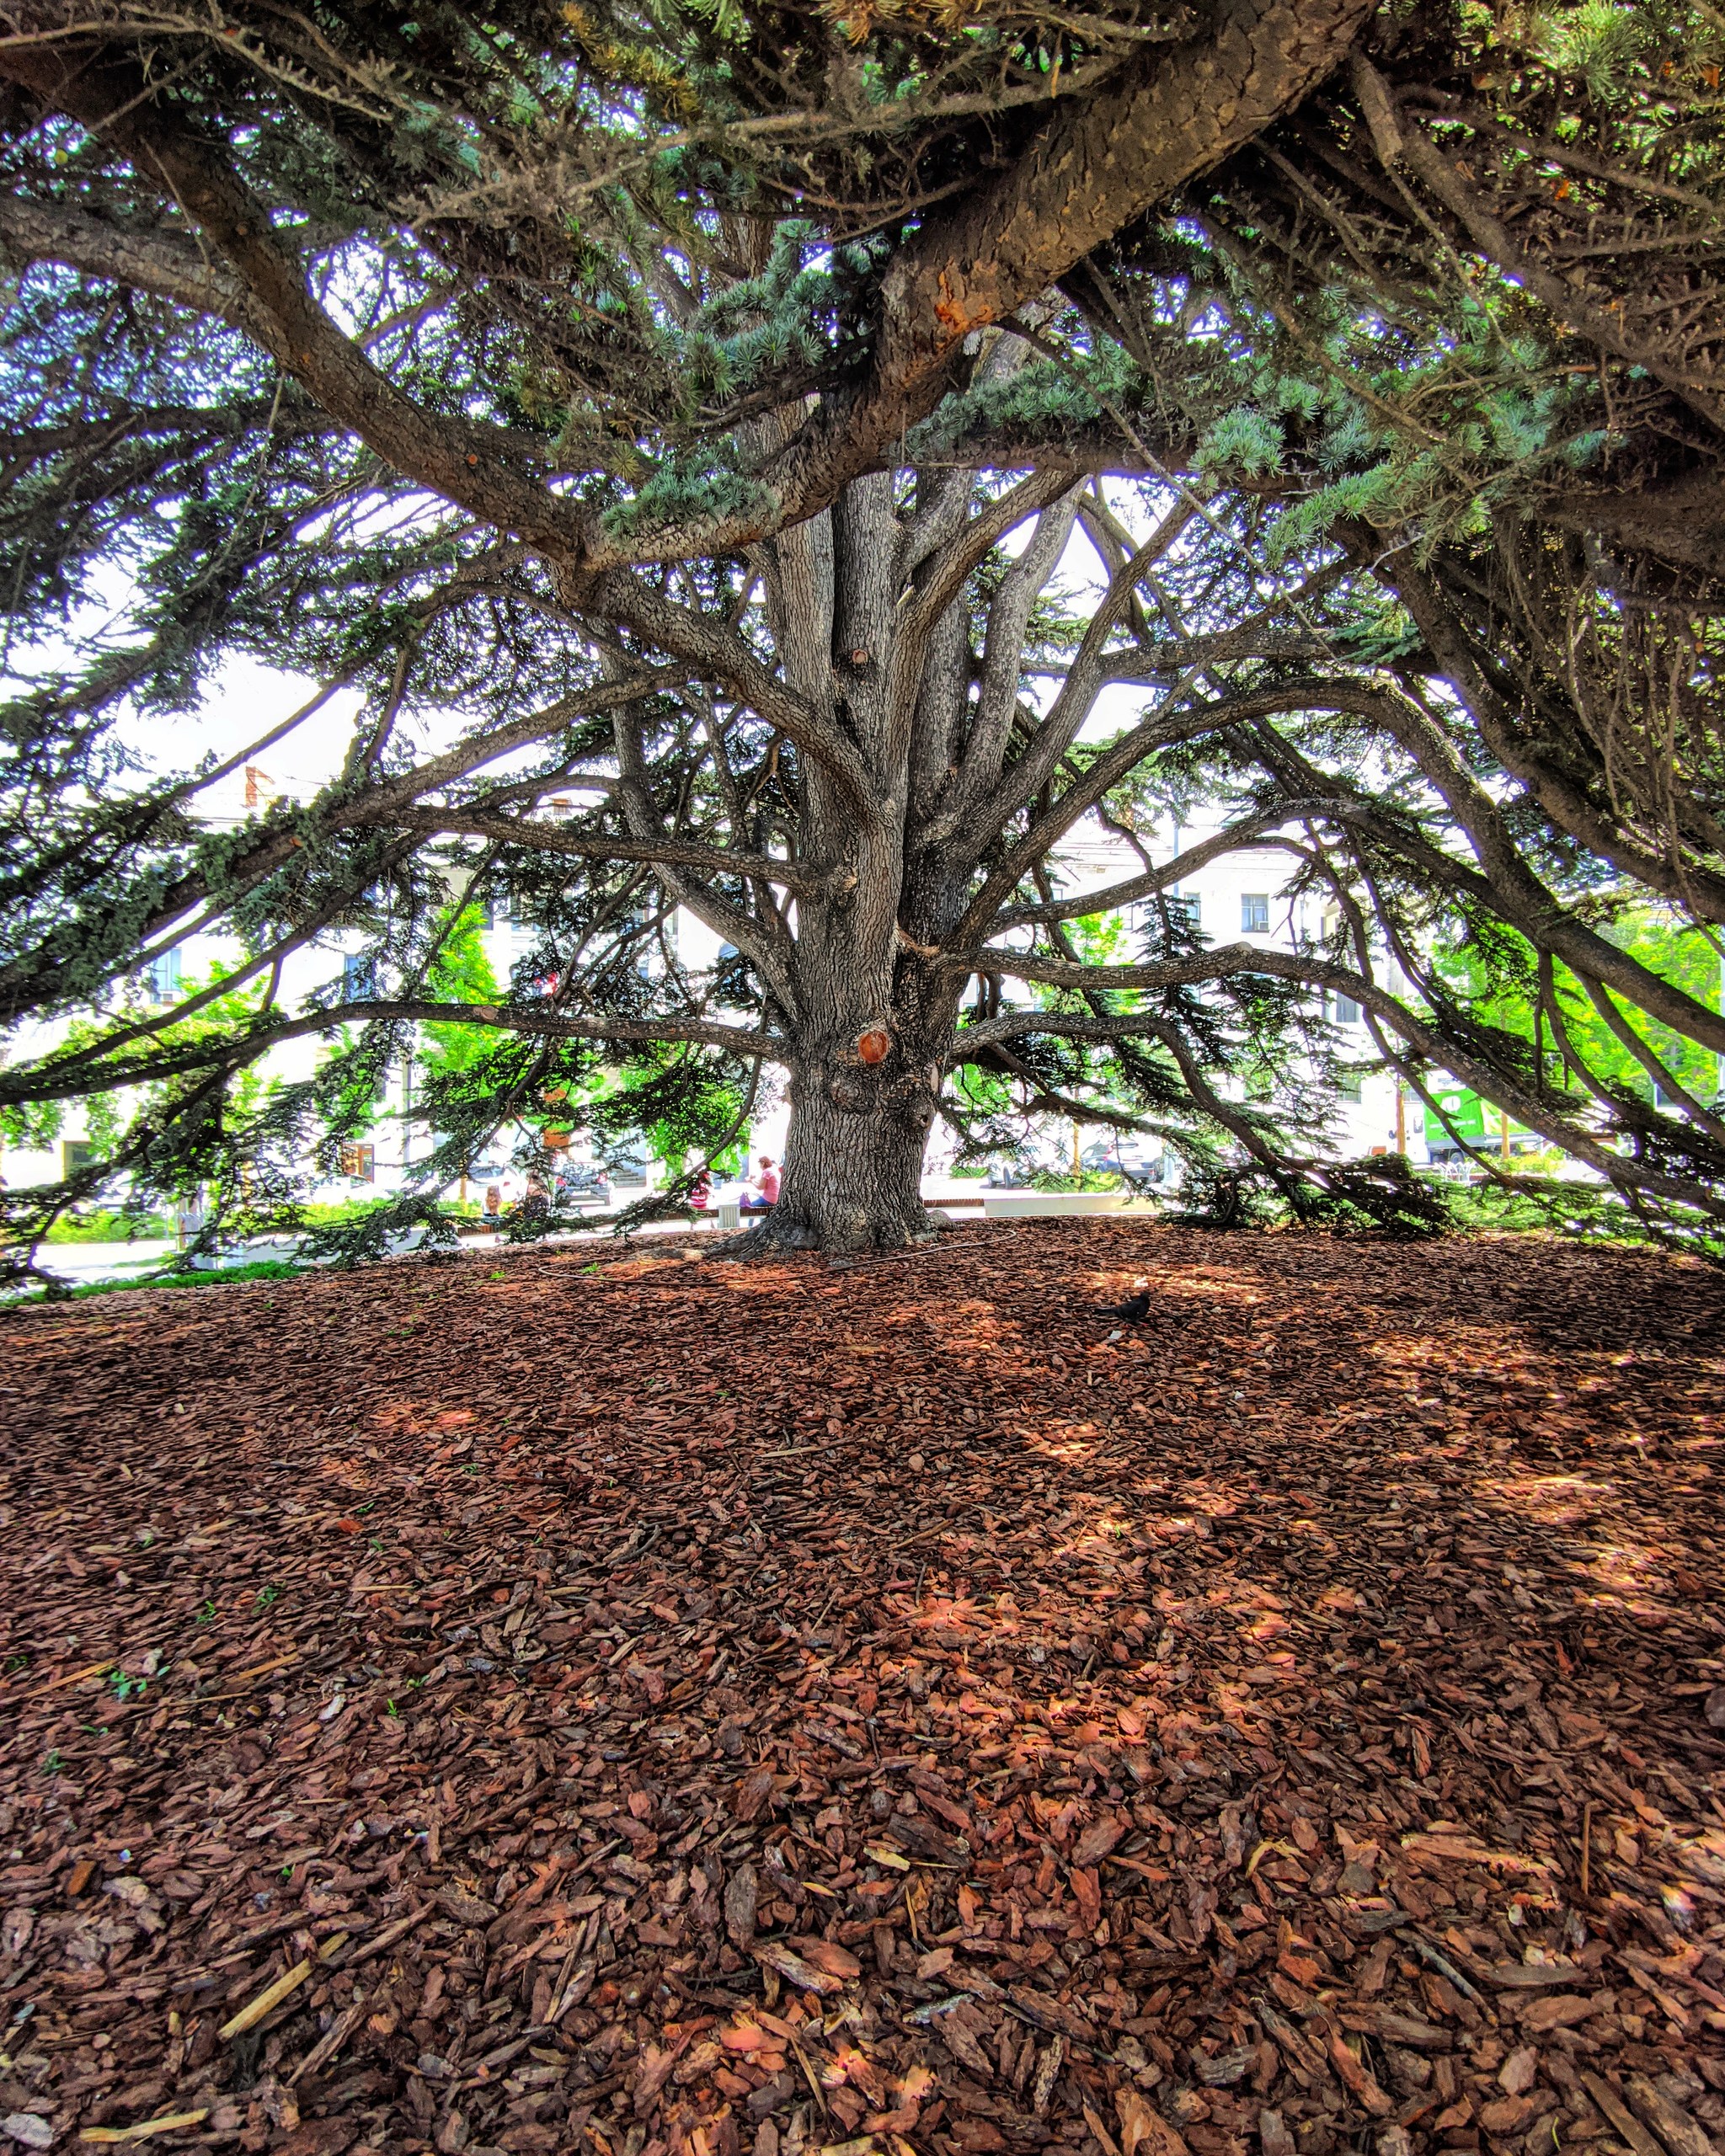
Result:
[2, 1223, 1723, 2156]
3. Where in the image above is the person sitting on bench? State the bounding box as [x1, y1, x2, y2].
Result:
[741, 1156, 779, 1212]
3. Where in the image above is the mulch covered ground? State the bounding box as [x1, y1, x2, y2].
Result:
[2, 1222, 1723, 2156]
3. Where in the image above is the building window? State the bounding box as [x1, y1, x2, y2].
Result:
[62, 1139, 95, 1180]
[1167, 893, 1200, 929]
[146, 947, 182, 1002]
[338, 1142, 375, 1183]
[1241, 894, 1270, 934]
[343, 953, 377, 1001]
[1333, 992, 1362, 1024]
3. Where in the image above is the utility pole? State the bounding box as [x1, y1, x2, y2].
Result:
[1395, 1079, 1406, 1155]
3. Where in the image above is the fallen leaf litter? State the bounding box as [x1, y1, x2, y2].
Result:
[1, 1222, 1722, 2156]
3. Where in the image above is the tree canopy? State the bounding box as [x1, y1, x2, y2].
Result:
[1, 0, 1722, 1268]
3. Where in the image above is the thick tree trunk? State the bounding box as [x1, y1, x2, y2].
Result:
[740, 1043, 941, 1253]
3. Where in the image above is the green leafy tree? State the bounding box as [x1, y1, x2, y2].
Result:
[1439, 910, 1722, 1122]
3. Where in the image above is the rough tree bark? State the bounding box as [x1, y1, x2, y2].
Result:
[718, 472, 976, 1252]
[769, 1044, 943, 1250]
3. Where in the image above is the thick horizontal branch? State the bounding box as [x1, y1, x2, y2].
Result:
[0, 1000, 779, 1109]
[0, 195, 263, 329]
[1079, 636, 1338, 683]
[355, 999, 778, 1059]
[967, 948, 1725, 1215]
[364, 807, 834, 896]
[952, 942, 1269, 1012]
[994, 802, 1350, 928]
[4, 12, 1374, 583]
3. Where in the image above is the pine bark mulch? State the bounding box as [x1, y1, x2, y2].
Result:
[2, 1223, 1722, 2156]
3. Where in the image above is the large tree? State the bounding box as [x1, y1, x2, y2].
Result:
[1, 0, 1722, 1265]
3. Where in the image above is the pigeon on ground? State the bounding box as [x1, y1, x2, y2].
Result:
[1095, 1284, 1151, 1322]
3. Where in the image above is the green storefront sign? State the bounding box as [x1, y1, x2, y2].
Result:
[1423, 1084, 1535, 1152]
[1423, 1084, 1487, 1150]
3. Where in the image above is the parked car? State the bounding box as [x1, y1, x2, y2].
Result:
[983, 1159, 1037, 1188]
[1081, 1139, 1164, 1183]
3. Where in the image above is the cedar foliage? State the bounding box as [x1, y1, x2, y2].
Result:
[0, 2, 1722, 1267]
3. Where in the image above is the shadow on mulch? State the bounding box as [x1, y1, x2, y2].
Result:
[2, 1222, 1722, 2156]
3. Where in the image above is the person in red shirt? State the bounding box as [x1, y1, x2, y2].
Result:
[744, 1155, 779, 1212]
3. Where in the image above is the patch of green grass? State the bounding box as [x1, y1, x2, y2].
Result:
[1028, 1167, 1124, 1193]
[41, 1209, 175, 1245]
[5, 1257, 314, 1307]
[298, 1197, 398, 1226]
[1439, 1182, 1561, 1233]
[1438, 1173, 1669, 1248]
